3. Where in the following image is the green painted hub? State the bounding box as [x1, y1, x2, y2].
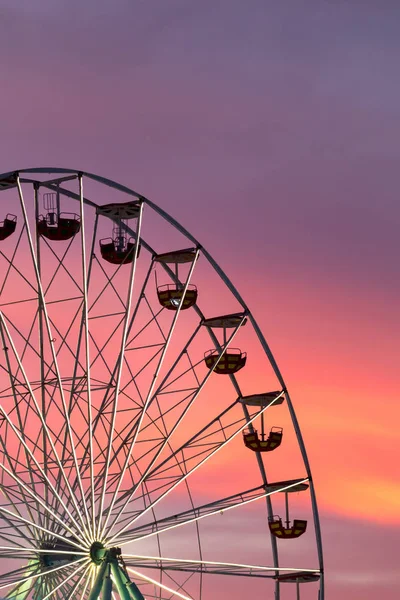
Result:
[90, 541, 106, 565]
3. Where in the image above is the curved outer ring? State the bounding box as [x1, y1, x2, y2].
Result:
[1, 167, 324, 599]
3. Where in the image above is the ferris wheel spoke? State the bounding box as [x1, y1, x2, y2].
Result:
[119, 479, 307, 549]
[99, 250, 200, 539]
[125, 567, 193, 600]
[88, 316, 126, 373]
[0, 223, 29, 300]
[89, 254, 127, 313]
[0, 521, 35, 548]
[40, 235, 83, 296]
[0, 406, 86, 543]
[53, 214, 99, 526]
[95, 202, 144, 539]
[0, 357, 45, 536]
[2, 310, 54, 378]
[0, 557, 88, 593]
[116, 319, 242, 483]
[52, 561, 91, 600]
[77, 567, 92, 600]
[0, 545, 87, 557]
[0, 503, 88, 551]
[0, 459, 88, 543]
[43, 306, 90, 520]
[108, 392, 274, 544]
[77, 174, 96, 538]
[124, 556, 319, 579]
[66, 260, 158, 504]
[17, 177, 93, 539]
[105, 339, 251, 535]
[95, 303, 201, 505]
[1, 562, 41, 599]
[73, 320, 203, 491]
[40, 559, 91, 600]
[116, 483, 267, 543]
[0, 248, 38, 299]
[0, 317, 92, 543]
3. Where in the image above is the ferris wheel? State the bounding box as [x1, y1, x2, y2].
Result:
[0, 168, 323, 600]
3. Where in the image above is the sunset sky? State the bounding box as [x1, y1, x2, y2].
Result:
[1, 1, 399, 598]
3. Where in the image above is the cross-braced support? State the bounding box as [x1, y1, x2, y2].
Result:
[88, 548, 144, 600]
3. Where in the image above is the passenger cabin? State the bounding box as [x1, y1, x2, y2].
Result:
[266, 480, 309, 540]
[97, 201, 141, 265]
[268, 516, 307, 539]
[155, 249, 198, 310]
[0, 214, 17, 241]
[37, 213, 80, 241]
[240, 391, 284, 452]
[204, 348, 247, 374]
[243, 427, 283, 452]
[99, 238, 137, 265]
[37, 192, 80, 241]
[202, 313, 247, 375]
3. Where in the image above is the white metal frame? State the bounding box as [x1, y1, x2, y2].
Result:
[0, 167, 324, 600]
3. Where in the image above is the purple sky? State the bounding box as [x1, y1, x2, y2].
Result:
[1, 1, 400, 598]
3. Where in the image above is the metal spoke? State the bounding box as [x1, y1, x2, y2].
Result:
[0, 558, 88, 592]
[108, 391, 280, 544]
[124, 555, 319, 577]
[96, 202, 144, 540]
[16, 178, 92, 540]
[0, 314, 92, 543]
[101, 249, 200, 539]
[117, 478, 307, 546]
[40, 559, 91, 600]
[126, 567, 193, 600]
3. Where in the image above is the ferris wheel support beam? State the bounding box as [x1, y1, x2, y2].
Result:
[110, 559, 143, 600]
[102, 563, 113, 600]
[87, 558, 110, 600]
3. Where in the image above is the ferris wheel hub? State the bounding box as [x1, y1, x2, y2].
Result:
[90, 541, 107, 565]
